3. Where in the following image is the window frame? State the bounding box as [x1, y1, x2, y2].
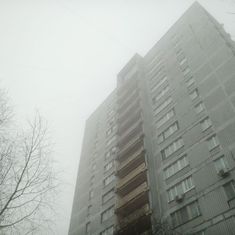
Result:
[214, 156, 228, 172]
[195, 102, 205, 114]
[207, 135, 220, 151]
[171, 201, 201, 227]
[162, 137, 184, 159]
[189, 89, 199, 100]
[101, 206, 114, 223]
[156, 108, 175, 128]
[200, 117, 212, 131]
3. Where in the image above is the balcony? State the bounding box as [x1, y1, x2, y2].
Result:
[116, 146, 145, 177]
[118, 100, 140, 123]
[117, 134, 144, 160]
[118, 90, 139, 113]
[115, 204, 151, 234]
[118, 120, 143, 147]
[116, 182, 149, 214]
[116, 162, 147, 194]
[118, 109, 142, 133]
[117, 78, 138, 100]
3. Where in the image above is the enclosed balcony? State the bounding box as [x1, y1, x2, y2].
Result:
[118, 108, 142, 133]
[116, 162, 147, 195]
[117, 133, 144, 160]
[118, 120, 143, 148]
[115, 182, 149, 215]
[115, 204, 152, 235]
[117, 100, 140, 123]
[116, 145, 145, 177]
[117, 77, 138, 100]
[118, 90, 139, 114]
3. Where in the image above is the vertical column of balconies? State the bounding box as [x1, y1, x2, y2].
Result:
[114, 75, 152, 235]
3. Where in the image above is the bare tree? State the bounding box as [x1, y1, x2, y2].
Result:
[0, 93, 58, 234]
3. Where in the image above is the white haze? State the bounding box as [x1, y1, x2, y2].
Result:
[0, 0, 234, 234]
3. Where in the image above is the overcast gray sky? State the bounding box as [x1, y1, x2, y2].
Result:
[0, 0, 235, 234]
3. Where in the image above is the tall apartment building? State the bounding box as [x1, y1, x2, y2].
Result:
[69, 2, 235, 235]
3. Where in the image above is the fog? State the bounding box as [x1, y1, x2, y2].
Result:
[0, 0, 234, 234]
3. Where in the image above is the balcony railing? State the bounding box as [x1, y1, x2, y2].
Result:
[118, 100, 140, 123]
[117, 204, 151, 230]
[118, 120, 142, 146]
[117, 79, 138, 101]
[117, 134, 144, 159]
[116, 162, 147, 190]
[117, 146, 144, 172]
[118, 90, 139, 113]
[118, 109, 141, 133]
[116, 182, 148, 209]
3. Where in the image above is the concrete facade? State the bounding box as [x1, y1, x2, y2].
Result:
[69, 2, 235, 235]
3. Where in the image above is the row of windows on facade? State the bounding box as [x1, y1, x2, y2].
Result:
[170, 180, 235, 228]
[161, 134, 220, 160]
[90, 146, 116, 179]
[149, 42, 194, 112]
[88, 174, 115, 200]
[89, 183, 235, 232]
[154, 91, 205, 131]
[85, 206, 114, 233]
[164, 153, 228, 180]
[147, 56, 165, 81]
[152, 85, 200, 128]
[86, 189, 114, 222]
[86, 179, 235, 233]
[158, 114, 212, 147]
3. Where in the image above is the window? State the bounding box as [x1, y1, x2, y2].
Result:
[176, 48, 183, 55]
[152, 85, 170, 104]
[183, 67, 191, 76]
[104, 161, 113, 172]
[92, 163, 96, 171]
[171, 201, 201, 227]
[162, 138, 184, 159]
[164, 122, 179, 139]
[207, 135, 219, 151]
[201, 117, 212, 131]
[87, 205, 92, 216]
[164, 155, 189, 179]
[158, 122, 179, 143]
[156, 109, 175, 128]
[104, 174, 115, 186]
[107, 109, 115, 118]
[101, 206, 114, 223]
[148, 55, 163, 71]
[151, 76, 168, 92]
[154, 97, 173, 116]
[106, 125, 117, 137]
[167, 176, 194, 201]
[190, 89, 199, 100]
[100, 226, 114, 235]
[102, 189, 114, 204]
[105, 146, 116, 160]
[90, 175, 95, 185]
[186, 77, 195, 87]
[214, 156, 227, 172]
[148, 63, 164, 78]
[195, 102, 205, 114]
[179, 57, 187, 65]
[106, 135, 116, 146]
[223, 181, 235, 201]
[89, 190, 94, 200]
[86, 222, 91, 234]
